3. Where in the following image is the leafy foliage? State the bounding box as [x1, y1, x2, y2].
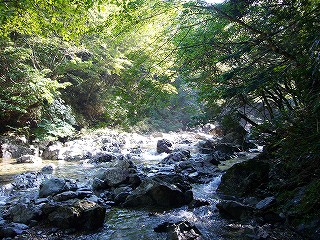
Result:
[0, 37, 70, 133]
[174, 0, 320, 142]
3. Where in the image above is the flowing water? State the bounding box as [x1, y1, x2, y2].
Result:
[0, 131, 260, 239]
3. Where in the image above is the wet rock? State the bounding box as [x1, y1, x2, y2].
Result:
[225, 223, 271, 240]
[123, 174, 193, 208]
[154, 221, 203, 240]
[89, 152, 117, 164]
[41, 164, 55, 174]
[16, 155, 42, 164]
[12, 172, 45, 190]
[217, 159, 270, 197]
[0, 222, 29, 239]
[114, 186, 132, 205]
[52, 191, 79, 202]
[39, 178, 77, 198]
[92, 160, 140, 190]
[216, 200, 254, 220]
[157, 139, 173, 154]
[160, 150, 191, 164]
[0, 136, 35, 159]
[41, 142, 63, 160]
[220, 125, 247, 146]
[198, 139, 215, 154]
[41, 199, 106, 230]
[199, 141, 240, 161]
[6, 203, 41, 224]
[188, 199, 210, 209]
[175, 156, 221, 184]
[255, 196, 276, 210]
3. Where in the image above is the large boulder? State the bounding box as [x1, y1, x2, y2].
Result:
[89, 152, 117, 164]
[5, 203, 41, 224]
[16, 155, 42, 164]
[175, 156, 221, 184]
[154, 221, 203, 240]
[92, 160, 140, 190]
[39, 178, 77, 198]
[0, 137, 35, 159]
[217, 159, 270, 197]
[41, 199, 106, 230]
[41, 142, 63, 160]
[199, 141, 240, 161]
[216, 200, 254, 220]
[0, 222, 29, 239]
[160, 150, 191, 165]
[157, 139, 173, 154]
[123, 174, 193, 208]
[12, 171, 46, 190]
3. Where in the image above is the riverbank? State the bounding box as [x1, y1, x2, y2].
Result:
[0, 128, 314, 239]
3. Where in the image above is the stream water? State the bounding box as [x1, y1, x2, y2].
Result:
[0, 131, 260, 239]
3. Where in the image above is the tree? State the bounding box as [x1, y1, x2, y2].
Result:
[174, 0, 319, 141]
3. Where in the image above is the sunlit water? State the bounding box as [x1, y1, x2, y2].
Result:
[0, 131, 258, 239]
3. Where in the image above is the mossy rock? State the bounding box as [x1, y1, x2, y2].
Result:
[217, 159, 270, 197]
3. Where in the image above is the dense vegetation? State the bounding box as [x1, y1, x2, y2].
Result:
[1, 0, 319, 151]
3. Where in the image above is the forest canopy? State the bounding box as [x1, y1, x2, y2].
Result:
[0, 0, 319, 159]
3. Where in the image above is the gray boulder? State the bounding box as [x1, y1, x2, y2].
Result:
[255, 196, 276, 210]
[12, 171, 45, 190]
[216, 200, 254, 220]
[1, 142, 34, 159]
[39, 178, 77, 198]
[0, 222, 29, 239]
[89, 152, 117, 164]
[157, 139, 173, 154]
[16, 155, 42, 164]
[160, 150, 191, 164]
[41, 199, 106, 230]
[154, 221, 203, 240]
[92, 160, 140, 190]
[123, 174, 193, 208]
[217, 159, 270, 197]
[6, 203, 41, 224]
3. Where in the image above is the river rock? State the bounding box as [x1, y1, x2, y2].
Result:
[2, 143, 32, 159]
[52, 189, 94, 202]
[6, 203, 41, 225]
[217, 159, 270, 197]
[89, 152, 117, 164]
[175, 156, 221, 183]
[160, 150, 191, 164]
[41, 199, 106, 230]
[255, 196, 276, 210]
[216, 200, 254, 220]
[16, 155, 42, 164]
[41, 142, 63, 160]
[188, 199, 210, 209]
[157, 139, 173, 154]
[123, 174, 193, 208]
[154, 221, 203, 240]
[12, 171, 45, 190]
[39, 178, 77, 198]
[200, 142, 240, 161]
[41, 164, 55, 174]
[92, 160, 140, 190]
[0, 222, 29, 239]
[220, 125, 247, 146]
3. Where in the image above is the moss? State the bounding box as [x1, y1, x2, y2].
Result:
[296, 179, 320, 217]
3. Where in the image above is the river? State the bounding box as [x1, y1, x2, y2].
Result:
[0, 130, 263, 239]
